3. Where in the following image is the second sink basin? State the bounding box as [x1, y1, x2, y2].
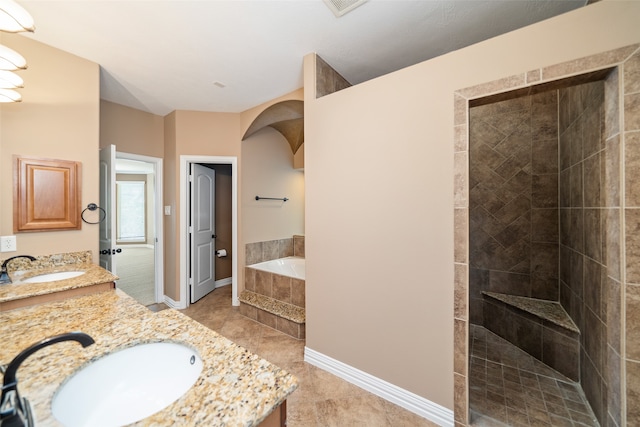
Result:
[23, 271, 85, 283]
[52, 342, 203, 427]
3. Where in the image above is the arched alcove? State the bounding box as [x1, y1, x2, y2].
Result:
[242, 100, 303, 154]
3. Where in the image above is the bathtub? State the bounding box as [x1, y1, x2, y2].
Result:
[247, 256, 305, 281]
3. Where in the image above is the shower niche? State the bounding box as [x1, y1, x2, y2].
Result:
[468, 68, 619, 426]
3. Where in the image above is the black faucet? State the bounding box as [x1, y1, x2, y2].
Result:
[0, 332, 95, 427]
[0, 256, 36, 285]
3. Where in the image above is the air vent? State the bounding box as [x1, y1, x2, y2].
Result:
[323, 0, 368, 17]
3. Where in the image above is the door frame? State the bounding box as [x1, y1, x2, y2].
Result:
[116, 151, 164, 304]
[180, 155, 238, 308]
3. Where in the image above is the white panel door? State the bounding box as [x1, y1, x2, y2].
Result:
[99, 144, 117, 273]
[190, 164, 216, 303]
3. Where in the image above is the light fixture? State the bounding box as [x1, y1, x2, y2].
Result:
[0, 69, 22, 88]
[0, 43, 26, 70]
[0, 0, 34, 32]
[0, 87, 21, 102]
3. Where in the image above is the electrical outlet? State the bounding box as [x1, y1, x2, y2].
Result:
[1, 236, 17, 252]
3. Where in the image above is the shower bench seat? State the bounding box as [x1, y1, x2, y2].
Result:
[481, 291, 580, 381]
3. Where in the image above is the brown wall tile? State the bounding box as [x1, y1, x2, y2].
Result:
[625, 93, 640, 131]
[625, 132, 640, 207]
[607, 277, 622, 354]
[244, 267, 256, 291]
[542, 44, 638, 80]
[626, 284, 640, 360]
[263, 240, 280, 261]
[584, 209, 603, 263]
[584, 153, 602, 208]
[627, 360, 640, 423]
[454, 93, 467, 126]
[291, 278, 305, 308]
[255, 270, 272, 297]
[454, 152, 468, 208]
[279, 238, 294, 258]
[626, 209, 640, 284]
[542, 326, 580, 381]
[257, 308, 277, 329]
[454, 373, 468, 424]
[605, 68, 620, 139]
[532, 139, 559, 174]
[455, 263, 468, 320]
[532, 174, 559, 208]
[293, 235, 305, 257]
[606, 208, 622, 281]
[454, 124, 468, 153]
[624, 49, 640, 94]
[273, 274, 292, 303]
[454, 208, 468, 263]
[607, 344, 622, 427]
[245, 241, 263, 265]
[606, 134, 621, 207]
[458, 73, 525, 99]
[454, 319, 467, 376]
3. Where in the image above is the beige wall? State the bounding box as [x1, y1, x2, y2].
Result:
[0, 34, 100, 260]
[242, 127, 305, 243]
[163, 110, 241, 301]
[304, 0, 640, 411]
[240, 88, 305, 243]
[163, 112, 178, 299]
[100, 100, 164, 158]
[103, 92, 306, 303]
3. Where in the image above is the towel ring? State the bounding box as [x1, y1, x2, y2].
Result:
[81, 203, 106, 224]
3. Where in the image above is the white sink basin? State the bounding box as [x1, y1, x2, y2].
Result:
[23, 271, 85, 283]
[52, 342, 203, 427]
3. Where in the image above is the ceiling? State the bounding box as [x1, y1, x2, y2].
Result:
[19, 0, 587, 116]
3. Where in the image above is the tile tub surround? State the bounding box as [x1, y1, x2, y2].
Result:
[240, 291, 306, 340]
[0, 290, 298, 426]
[245, 235, 305, 265]
[453, 44, 640, 426]
[241, 263, 306, 339]
[0, 263, 118, 304]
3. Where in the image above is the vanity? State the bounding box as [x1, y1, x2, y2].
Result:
[0, 289, 297, 426]
[0, 250, 118, 312]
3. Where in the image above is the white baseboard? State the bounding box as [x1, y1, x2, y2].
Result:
[215, 277, 232, 288]
[304, 347, 454, 427]
[163, 294, 184, 309]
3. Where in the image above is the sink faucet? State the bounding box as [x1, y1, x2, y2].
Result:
[0, 332, 95, 427]
[0, 256, 36, 285]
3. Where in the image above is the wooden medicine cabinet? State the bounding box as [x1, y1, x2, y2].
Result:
[13, 156, 82, 232]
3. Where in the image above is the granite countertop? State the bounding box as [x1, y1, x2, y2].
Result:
[0, 290, 297, 426]
[0, 263, 118, 304]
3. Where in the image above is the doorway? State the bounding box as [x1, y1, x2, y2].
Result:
[180, 155, 238, 308]
[99, 145, 164, 306]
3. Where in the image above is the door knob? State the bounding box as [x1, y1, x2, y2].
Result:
[100, 249, 110, 255]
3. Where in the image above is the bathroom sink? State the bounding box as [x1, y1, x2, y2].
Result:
[51, 342, 203, 427]
[23, 271, 85, 283]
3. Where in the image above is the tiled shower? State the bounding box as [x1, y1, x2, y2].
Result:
[468, 73, 618, 425]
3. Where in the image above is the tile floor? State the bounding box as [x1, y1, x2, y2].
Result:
[469, 324, 599, 427]
[176, 285, 438, 427]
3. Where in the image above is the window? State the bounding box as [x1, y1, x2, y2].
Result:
[116, 181, 145, 243]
